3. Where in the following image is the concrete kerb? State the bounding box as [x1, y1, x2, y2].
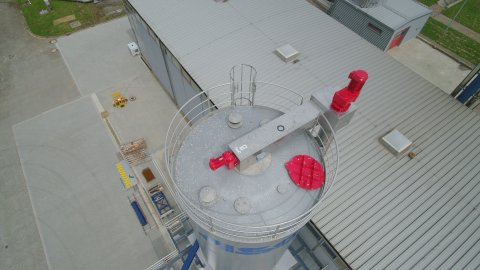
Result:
[56, 42, 84, 96]
[11, 121, 53, 270]
[417, 34, 475, 70]
[11, 96, 93, 132]
[12, 158, 52, 269]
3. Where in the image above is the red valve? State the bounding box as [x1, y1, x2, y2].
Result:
[285, 155, 325, 190]
[209, 151, 240, 171]
[346, 70, 368, 101]
[331, 90, 353, 113]
[331, 70, 369, 113]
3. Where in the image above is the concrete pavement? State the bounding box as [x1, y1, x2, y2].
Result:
[13, 96, 160, 270]
[57, 18, 146, 96]
[388, 38, 471, 94]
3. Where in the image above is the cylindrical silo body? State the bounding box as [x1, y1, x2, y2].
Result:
[191, 222, 296, 270]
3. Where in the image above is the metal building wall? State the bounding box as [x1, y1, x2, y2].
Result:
[124, 0, 206, 120]
[124, 0, 174, 97]
[162, 48, 207, 120]
[390, 13, 430, 47]
[330, 0, 393, 51]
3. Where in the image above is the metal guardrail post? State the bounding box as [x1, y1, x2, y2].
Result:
[451, 64, 480, 98]
[457, 72, 480, 104]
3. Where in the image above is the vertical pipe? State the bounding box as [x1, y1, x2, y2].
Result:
[181, 240, 199, 270]
[130, 201, 148, 226]
[442, 0, 469, 36]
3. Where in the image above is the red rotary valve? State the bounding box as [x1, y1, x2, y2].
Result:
[209, 151, 240, 171]
[331, 70, 369, 113]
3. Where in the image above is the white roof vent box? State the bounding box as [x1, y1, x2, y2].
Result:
[274, 44, 300, 63]
[380, 129, 412, 156]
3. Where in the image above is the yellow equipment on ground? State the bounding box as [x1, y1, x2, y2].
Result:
[115, 160, 137, 189]
[112, 91, 128, 108]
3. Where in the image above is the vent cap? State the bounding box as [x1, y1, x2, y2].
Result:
[274, 44, 299, 63]
[380, 129, 412, 156]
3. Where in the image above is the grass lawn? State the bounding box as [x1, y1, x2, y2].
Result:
[421, 18, 480, 65]
[442, 0, 480, 33]
[19, 0, 124, 36]
[417, 0, 438, 7]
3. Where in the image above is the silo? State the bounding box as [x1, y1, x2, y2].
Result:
[163, 65, 347, 270]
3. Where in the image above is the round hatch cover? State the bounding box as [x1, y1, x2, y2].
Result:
[285, 155, 325, 190]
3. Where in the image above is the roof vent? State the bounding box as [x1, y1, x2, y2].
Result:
[274, 44, 300, 63]
[380, 129, 412, 156]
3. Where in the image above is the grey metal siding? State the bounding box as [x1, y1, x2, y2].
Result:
[330, 0, 394, 50]
[163, 47, 205, 121]
[125, 2, 174, 97]
[141, 26, 174, 98]
[126, 0, 205, 119]
[399, 14, 430, 44]
[387, 14, 429, 49]
[329, 0, 365, 34]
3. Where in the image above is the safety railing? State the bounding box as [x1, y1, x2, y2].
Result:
[163, 81, 338, 241]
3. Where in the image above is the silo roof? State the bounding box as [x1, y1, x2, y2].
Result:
[128, 0, 480, 268]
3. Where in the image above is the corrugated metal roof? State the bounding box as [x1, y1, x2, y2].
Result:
[128, 0, 480, 268]
[344, 0, 432, 29]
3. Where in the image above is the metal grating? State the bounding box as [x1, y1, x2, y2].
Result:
[120, 138, 150, 166]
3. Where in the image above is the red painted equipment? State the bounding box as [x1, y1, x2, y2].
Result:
[209, 151, 240, 170]
[285, 155, 325, 190]
[331, 70, 369, 112]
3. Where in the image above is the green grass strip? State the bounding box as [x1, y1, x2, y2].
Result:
[421, 17, 480, 65]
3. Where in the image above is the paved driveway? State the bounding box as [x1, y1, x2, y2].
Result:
[13, 97, 159, 270]
[57, 17, 146, 96]
[388, 38, 471, 94]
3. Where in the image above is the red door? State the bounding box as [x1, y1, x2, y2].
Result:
[389, 27, 409, 49]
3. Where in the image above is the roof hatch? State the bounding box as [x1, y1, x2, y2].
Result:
[274, 44, 300, 63]
[380, 129, 412, 156]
